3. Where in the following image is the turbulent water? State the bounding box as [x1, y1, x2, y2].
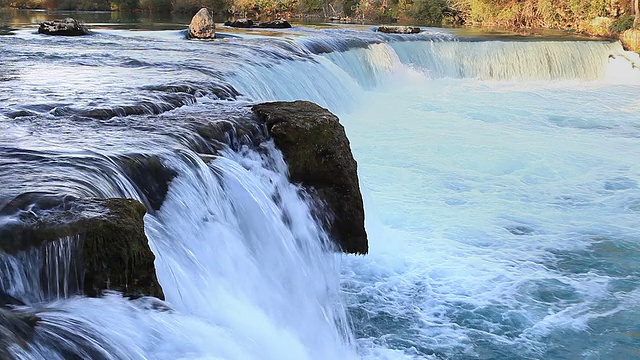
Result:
[1, 15, 640, 359]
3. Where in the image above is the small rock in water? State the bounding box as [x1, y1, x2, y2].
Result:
[38, 18, 89, 36]
[258, 19, 292, 29]
[188, 8, 216, 39]
[0, 25, 15, 36]
[224, 18, 254, 28]
[377, 25, 420, 34]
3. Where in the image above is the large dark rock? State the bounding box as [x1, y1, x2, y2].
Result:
[377, 25, 420, 34]
[258, 19, 292, 29]
[188, 8, 216, 39]
[38, 18, 89, 36]
[252, 101, 367, 254]
[0, 195, 163, 299]
[224, 18, 255, 28]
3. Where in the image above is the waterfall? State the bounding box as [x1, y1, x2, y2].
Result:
[2, 23, 640, 360]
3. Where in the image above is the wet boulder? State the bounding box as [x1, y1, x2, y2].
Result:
[377, 25, 420, 34]
[258, 19, 292, 29]
[224, 19, 255, 28]
[0, 196, 164, 299]
[38, 18, 89, 36]
[188, 8, 216, 39]
[252, 101, 368, 254]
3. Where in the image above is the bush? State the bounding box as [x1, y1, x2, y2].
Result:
[406, 0, 446, 24]
[610, 15, 635, 32]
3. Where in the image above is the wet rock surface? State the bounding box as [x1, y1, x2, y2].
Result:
[38, 18, 89, 36]
[224, 18, 254, 28]
[0, 196, 163, 299]
[258, 19, 292, 28]
[377, 25, 420, 34]
[252, 101, 368, 254]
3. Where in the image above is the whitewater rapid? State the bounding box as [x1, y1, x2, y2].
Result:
[1, 22, 640, 359]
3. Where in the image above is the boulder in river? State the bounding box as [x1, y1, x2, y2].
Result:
[252, 101, 368, 254]
[188, 8, 216, 39]
[377, 25, 420, 34]
[620, 28, 640, 53]
[224, 19, 254, 28]
[38, 18, 89, 36]
[258, 19, 292, 29]
[0, 195, 164, 299]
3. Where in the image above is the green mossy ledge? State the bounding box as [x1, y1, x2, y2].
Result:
[252, 101, 368, 254]
[0, 197, 163, 299]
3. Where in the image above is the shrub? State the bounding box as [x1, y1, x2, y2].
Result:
[406, 0, 446, 24]
[610, 15, 635, 32]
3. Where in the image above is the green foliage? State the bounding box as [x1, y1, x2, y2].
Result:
[610, 15, 635, 32]
[139, 0, 171, 11]
[406, 0, 445, 24]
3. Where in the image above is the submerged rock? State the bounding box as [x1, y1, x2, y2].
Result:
[224, 18, 254, 28]
[38, 18, 89, 36]
[377, 25, 420, 34]
[258, 19, 292, 29]
[252, 101, 368, 254]
[116, 155, 177, 211]
[0, 196, 163, 299]
[0, 25, 15, 36]
[0, 308, 40, 357]
[188, 8, 216, 39]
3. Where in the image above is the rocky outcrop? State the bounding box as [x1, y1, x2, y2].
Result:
[38, 18, 89, 36]
[377, 25, 420, 34]
[0, 195, 163, 299]
[258, 19, 292, 29]
[188, 8, 216, 39]
[252, 101, 368, 254]
[224, 19, 254, 28]
[620, 28, 640, 52]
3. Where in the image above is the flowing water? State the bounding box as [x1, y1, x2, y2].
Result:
[1, 12, 640, 359]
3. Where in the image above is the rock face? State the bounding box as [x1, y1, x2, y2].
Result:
[377, 25, 420, 34]
[252, 101, 368, 254]
[620, 28, 640, 52]
[38, 18, 89, 36]
[224, 19, 254, 28]
[188, 8, 216, 39]
[0, 196, 163, 299]
[258, 19, 292, 28]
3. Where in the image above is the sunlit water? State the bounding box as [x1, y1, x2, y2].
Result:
[1, 16, 639, 359]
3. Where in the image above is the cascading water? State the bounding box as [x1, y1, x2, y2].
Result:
[1, 17, 640, 359]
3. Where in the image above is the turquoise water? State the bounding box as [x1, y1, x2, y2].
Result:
[340, 76, 640, 358]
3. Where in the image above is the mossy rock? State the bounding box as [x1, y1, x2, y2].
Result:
[0, 195, 163, 299]
[252, 101, 368, 254]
